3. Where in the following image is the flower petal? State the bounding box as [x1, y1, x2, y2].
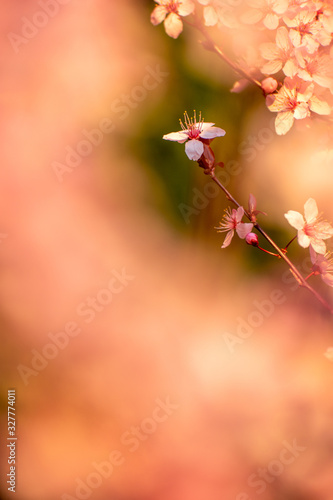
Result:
[275, 111, 294, 135]
[221, 230, 234, 248]
[236, 222, 254, 239]
[263, 13, 279, 30]
[310, 239, 326, 255]
[163, 131, 188, 143]
[284, 210, 305, 229]
[185, 139, 204, 160]
[151, 6, 167, 25]
[235, 206, 245, 222]
[309, 96, 331, 116]
[309, 245, 317, 264]
[322, 274, 333, 287]
[304, 198, 318, 223]
[164, 12, 183, 38]
[178, 0, 195, 17]
[298, 230, 310, 248]
[200, 126, 226, 139]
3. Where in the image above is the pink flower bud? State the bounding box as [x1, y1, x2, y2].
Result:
[261, 77, 278, 94]
[246, 232, 259, 246]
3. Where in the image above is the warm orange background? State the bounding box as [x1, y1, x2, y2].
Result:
[0, 2, 333, 499]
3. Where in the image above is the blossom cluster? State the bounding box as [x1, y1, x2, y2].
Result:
[150, 0, 333, 134]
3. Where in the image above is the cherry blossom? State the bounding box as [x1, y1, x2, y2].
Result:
[295, 50, 333, 90]
[197, 0, 240, 28]
[266, 76, 331, 135]
[163, 111, 226, 161]
[241, 0, 289, 30]
[283, 10, 320, 53]
[284, 198, 333, 254]
[150, 0, 195, 39]
[309, 246, 333, 286]
[260, 26, 297, 76]
[216, 206, 254, 248]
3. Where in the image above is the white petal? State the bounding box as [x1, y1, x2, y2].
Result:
[163, 131, 188, 143]
[304, 198, 318, 223]
[151, 6, 167, 25]
[164, 13, 183, 39]
[236, 223, 254, 239]
[309, 96, 331, 115]
[200, 126, 226, 139]
[185, 139, 204, 160]
[178, 0, 195, 17]
[221, 230, 234, 248]
[310, 239, 326, 255]
[298, 230, 310, 248]
[284, 210, 305, 230]
[275, 111, 294, 135]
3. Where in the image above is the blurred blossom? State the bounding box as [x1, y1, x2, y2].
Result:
[285, 198, 333, 254]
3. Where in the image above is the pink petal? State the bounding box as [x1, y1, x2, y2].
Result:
[164, 13, 183, 38]
[235, 206, 245, 223]
[200, 126, 226, 139]
[163, 131, 188, 143]
[236, 223, 254, 239]
[322, 274, 333, 287]
[185, 139, 204, 160]
[221, 230, 234, 248]
[151, 6, 167, 25]
[284, 210, 305, 230]
[248, 193, 257, 212]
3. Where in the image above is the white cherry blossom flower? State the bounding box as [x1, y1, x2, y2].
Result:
[150, 0, 195, 39]
[163, 111, 226, 161]
[284, 198, 333, 254]
[216, 206, 254, 248]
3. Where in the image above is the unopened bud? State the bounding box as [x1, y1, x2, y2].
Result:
[246, 232, 259, 246]
[261, 77, 278, 94]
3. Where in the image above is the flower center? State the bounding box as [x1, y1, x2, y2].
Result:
[304, 223, 316, 237]
[179, 111, 204, 139]
[166, 0, 180, 13]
